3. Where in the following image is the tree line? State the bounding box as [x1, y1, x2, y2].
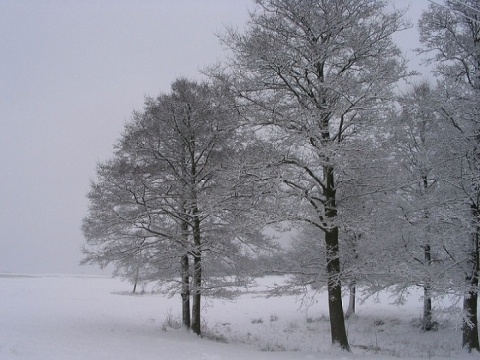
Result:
[81, 0, 480, 353]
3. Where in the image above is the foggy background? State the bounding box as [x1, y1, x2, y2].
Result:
[0, 0, 429, 274]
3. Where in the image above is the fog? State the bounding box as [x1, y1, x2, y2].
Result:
[0, 0, 429, 274]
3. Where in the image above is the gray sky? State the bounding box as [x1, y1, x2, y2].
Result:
[0, 0, 430, 275]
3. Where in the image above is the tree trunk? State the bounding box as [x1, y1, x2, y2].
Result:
[191, 209, 202, 336]
[191, 250, 202, 335]
[324, 165, 350, 351]
[463, 225, 480, 352]
[423, 244, 433, 331]
[463, 287, 479, 352]
[421, 175, 434, 331]
[345, 281, 356, 319]
[326, 227, 350, 351]
[423, 285, 433, 331]
[132, 266, 140, 293]
[181, 254, 191, 330]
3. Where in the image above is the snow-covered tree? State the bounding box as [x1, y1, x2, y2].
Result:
[82, 136, 194, 328]
[216, 0, 409, 350]
[387, 81, 456, 331]
[82, 78, 270, 335]
[419, 0, 480, 351]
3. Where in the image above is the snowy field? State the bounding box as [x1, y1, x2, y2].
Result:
[0, 274, 476, 360]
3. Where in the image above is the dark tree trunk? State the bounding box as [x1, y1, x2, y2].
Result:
[132, 266, 140, 293]
[181, 254, 191, 330]
[423, 285, 433, 331]
[191, 209, 202, 336]
[421, 175, 434, 331]
[423, 243, 434, 331]
[463, 221, 480, 352]
[463, 285, 479, 352]
[325, 227, 350, 351]
[324, 165, 350, 351]
[191, 251, 202, 335]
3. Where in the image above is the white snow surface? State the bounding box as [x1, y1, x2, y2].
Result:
[0, 274, 477, 360]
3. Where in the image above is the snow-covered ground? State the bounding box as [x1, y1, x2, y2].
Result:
[0, 274, 475, 359]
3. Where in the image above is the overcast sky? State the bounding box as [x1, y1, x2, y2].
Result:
[0, 0, 430, 275]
